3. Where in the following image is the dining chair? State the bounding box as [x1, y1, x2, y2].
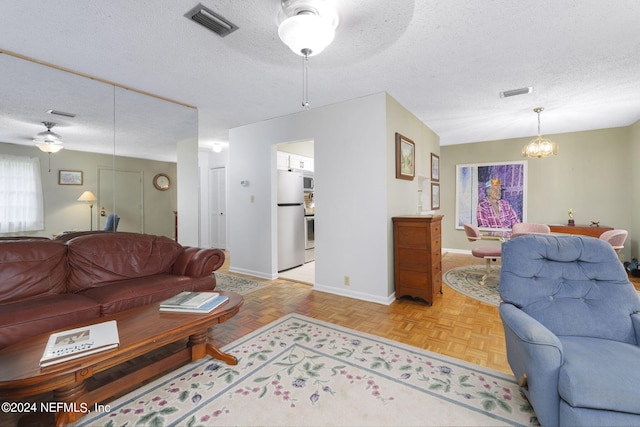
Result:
[463, 223, 502, 283]
[599, 229, 628, 253]
[511, 222, 550, 237]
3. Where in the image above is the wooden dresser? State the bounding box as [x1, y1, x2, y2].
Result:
[392, 215, 443, 305]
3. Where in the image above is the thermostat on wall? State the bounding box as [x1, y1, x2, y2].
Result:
[240, 180, 250, 187]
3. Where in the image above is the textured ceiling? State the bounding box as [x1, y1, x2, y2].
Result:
[0, 0, 639, 162]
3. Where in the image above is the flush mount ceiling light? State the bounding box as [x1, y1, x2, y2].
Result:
[277, 0, 339, 109]
[277, 0, 338, 57]
[522, 107, 559, 158]
[34, 121, 64, 154]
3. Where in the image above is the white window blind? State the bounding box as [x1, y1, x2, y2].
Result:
[0, 154, 44, 232]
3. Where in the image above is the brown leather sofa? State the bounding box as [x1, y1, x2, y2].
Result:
[0, 232, 224, 349]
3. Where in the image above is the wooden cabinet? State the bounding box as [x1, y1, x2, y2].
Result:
[393, 215, 443, 305]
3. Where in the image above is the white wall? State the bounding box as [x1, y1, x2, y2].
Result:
[229, 93, 389, 302]
[228, 92, 440, 304]
[177, 138, 200, 246]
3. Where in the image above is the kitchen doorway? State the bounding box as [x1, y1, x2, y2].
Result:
[276, 139, 315, 284]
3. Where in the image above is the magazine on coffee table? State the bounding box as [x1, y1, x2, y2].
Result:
[40, 320, 120, 367]
[160, 291, 220, 309]
[160, 294, 229, 314]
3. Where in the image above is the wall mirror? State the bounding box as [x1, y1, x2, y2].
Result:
[0, 51, 197, 237]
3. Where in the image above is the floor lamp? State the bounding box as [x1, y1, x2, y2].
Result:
[78, 191, 97, 231]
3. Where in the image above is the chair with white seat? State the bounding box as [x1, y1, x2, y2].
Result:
[511, 222, 550, 237]
[599, 229, 628, 253]
[463, 223, 501, 282]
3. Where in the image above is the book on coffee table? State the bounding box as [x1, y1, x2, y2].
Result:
[40, 320, 120, 367]
[160, 291, 220, 309]
[160, 294, 229, 314]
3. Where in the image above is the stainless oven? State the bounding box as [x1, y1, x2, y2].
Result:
[304, 216, 315, 249]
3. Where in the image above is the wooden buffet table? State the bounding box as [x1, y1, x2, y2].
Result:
[548, 224, 613, 238]
[0, 291, 243, 426]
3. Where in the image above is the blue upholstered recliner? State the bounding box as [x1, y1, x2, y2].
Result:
[499, 235, 640, 426]
[103, 213, 120, 232]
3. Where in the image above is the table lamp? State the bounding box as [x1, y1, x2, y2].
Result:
[78, 191, 97, 230]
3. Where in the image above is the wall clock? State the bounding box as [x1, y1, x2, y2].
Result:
[153, 173, 171, 191]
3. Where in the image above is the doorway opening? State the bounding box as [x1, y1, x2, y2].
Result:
[276, 140, 315, 284]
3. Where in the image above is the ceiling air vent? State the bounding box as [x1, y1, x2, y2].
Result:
[499, 87, 533, 98]
[47, 109, 76, 118]
[185, 4, 238, 37]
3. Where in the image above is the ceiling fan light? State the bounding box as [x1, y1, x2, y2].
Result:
[34, 122, 64, 153]
[35, 142, 64, 153]
[34, 129, 62, 143]
[278, 13, 335, 57]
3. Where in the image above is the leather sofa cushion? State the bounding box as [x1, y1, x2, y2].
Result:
[559, 336, 640, 414]
[0, 240, 68, 304]
[67, 232, 182, 292]
[78, 274, 215, 315]
[0, 294, 100, 349]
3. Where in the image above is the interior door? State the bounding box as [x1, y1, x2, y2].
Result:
[209, 167, 226, 249]
[98, 168, 143, 233]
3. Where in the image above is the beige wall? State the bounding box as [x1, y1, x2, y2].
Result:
[0, 143, 177, 238]
[441, 125, 635, 261]
[631, 120, 640, 258]
[385, 94, 440, 295]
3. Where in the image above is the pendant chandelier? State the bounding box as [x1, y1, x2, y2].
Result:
[522, 107, 558, 158]
[277, 0, 339, 110]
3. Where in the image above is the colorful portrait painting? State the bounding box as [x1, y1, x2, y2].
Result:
[455, 161, 527, 230]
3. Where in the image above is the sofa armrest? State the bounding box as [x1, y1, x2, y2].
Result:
[172, 247, 225, 277]
[499, 302, 564, 427]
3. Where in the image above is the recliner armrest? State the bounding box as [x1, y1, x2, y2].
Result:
[632, 312, 640, 346]
[499, 302, 564, 427]
[172, 247, 225, 277]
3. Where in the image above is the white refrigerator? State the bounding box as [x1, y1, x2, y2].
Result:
[277, 170, 305, 272]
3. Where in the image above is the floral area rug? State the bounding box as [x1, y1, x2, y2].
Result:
[443, 265, 502, 306]
[77, 314, 537, 427]
[214, 272, 272, 295]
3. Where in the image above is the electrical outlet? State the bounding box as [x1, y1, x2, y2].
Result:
[344, 276, 350, 286]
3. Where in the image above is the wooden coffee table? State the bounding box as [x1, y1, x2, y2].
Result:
[0, 290, 243, 426]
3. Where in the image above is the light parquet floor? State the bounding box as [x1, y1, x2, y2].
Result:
[210, 252, 512, 374]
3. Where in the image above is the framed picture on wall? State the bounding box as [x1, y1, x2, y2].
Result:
[59, 170, 83, 185]
[455, 160, 527, 231]
[430, 153, 440, 182]
[431, 183, 440, 210]
[395, 132, 415, 180]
